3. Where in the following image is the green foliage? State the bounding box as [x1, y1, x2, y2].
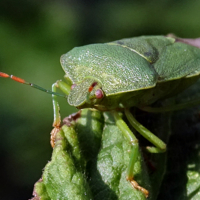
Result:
[31, 109, 172, 200]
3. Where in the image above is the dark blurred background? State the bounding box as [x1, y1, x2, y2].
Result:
[0, 0, 200, 199]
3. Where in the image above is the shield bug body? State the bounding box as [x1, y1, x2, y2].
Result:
[1, 35, 200, 198]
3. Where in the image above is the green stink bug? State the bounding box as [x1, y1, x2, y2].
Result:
[1, 35, 200, 198]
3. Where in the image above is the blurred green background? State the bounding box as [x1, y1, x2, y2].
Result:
[0, 0, 200, 199]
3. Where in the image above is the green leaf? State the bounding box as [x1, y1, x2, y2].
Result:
[32, 108, 171, 199]
[88, 112, 150, 200]
[32, 125, 92, 200]
[187, 166, 200, 199]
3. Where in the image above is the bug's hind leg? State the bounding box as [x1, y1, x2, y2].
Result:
[112, 111, 149, 198]
[125, 109, 166, 153]
[127, 145, 149, 198]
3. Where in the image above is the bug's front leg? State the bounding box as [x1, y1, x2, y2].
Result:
[51, 81, 71, 147]
[112, 111, 149, 198]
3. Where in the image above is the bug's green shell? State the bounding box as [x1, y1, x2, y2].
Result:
[154, 42, 200, 81]
[61, 45, 155, 96]
[61, 36, 200, 108]
[115, 36, 200, 81]
[61, 36, 175, 96]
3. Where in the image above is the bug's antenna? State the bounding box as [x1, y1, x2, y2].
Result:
[0, 72, 67, 98]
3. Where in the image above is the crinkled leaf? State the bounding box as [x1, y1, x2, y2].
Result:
[32, 125, 93, 200]
[32, 108, 171, 199]
[187, 164, 200, 199]
[88, 112, 151, 200]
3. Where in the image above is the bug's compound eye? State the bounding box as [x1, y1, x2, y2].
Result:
[87, 81, 104, 104]
[95, 89, 104, 99]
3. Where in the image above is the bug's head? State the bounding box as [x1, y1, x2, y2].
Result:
[68, 77, 104, 109]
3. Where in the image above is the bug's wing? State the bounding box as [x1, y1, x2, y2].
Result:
[61, 44, 158, 96]
[154, 42, 200, 82]
[110, 36, 200, 81]
[109, 36, 175, 63]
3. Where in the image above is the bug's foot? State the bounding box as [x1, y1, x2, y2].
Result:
[50, 127, 61, 148]
[63, 110, 81, 127]
[127, 178, 149, 198]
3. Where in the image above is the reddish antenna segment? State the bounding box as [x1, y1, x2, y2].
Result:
[10, 75, 26, 84]
[0, 72, 9, 78]
[0, 72, 31, 85]
[0, 71, 66, 98]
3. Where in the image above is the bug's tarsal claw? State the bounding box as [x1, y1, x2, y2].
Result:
[50, 127, 61, 148]
[63, 110, 82, 127]
[127, 177, 149, 198]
